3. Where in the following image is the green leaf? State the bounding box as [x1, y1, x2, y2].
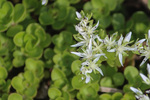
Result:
[0, 67, 7, 79]
[71, 60, 81, 74]
[6, 25, 23, 37]
[39, 11, 54, 25]
[105, 66, 117, 76]
[40, 34, 51, 48]
[23, 0, 40, 11]
[25, 40, 43, 58]
[124, 66, 139, 84]
[24, 86, 37, 97]
[101, 0, 117, 11]
[112, 92, 123, 100]
[13, 4, 26, 23]
[112, 13, 125, 31]
[80, 86, 97, 100]
[52, 19, 66, 30]
[44, 48, 54, 60]
[48, 88, 62, 99]
[13, 31, 25, 47]
[68, 0, 80, 4]
[112, 72, 124, 86]
[121, 93, 136, 100]
[123, 84, 132, 93]
[11, 76, 24, 92]
[0, 79, 6, 89]
[12, 57, 25, 68]
[8, 93, 23, 100]
[99, 15, 111, 29]
[91, 0, 104, 9]
[72, 75, 85, 89]
[100, 77, 114, 87]
[56, 97, 65, 100]
[34, 27, 46, 41]
[99, 94, 112, 100]
[51, 68, 66, 81]
[24, 71, 34, 83]
[54, 79, 66, 89]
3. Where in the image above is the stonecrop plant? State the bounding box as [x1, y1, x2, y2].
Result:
[2, 0, 150, 100]
[71, 11, 150, 99]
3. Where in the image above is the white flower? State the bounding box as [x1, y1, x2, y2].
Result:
[140, 30, 150, 66]
[107, 32, 133, 66]
[133, 39, 146, 51]
[71, 38, 106, 61]
[80, 56, 104, 83]
[130, 87, 149, 100]
[140, 73, 150, 85]
[80, 66, 92, 83]
[140, 63, 150, 85]
[104, 33, 117, 50]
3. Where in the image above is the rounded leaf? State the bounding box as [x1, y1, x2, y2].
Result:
[8, 93, 23, 100]
[112, 92, 123, 100]
[51, 68, 66, 81]
[13, 4, 26, 23]
[124, 66, 138, 84]
[71, 60, 81, 74]
[0, 67, 7, 79]
[11, 76, 24, 92]
[100, 77, 114, 87]
[13, 31, 25, 47]
[72, 75, 85, 89]
[112, 72, 124, 86]
[48, 88, 62, 99]
[6, 25, 23, 37]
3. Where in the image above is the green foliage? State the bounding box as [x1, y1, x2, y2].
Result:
[1, 0, 150, 99]
[8, 93, 23, 100]
[124, 66, 139, 84]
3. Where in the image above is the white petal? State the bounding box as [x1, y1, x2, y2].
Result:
[130, 87, 143, 95]
[71, 52, 84, 57]
[42, 0, 48, 5]
[140, 73, 149, 84]
[76, 11, 82, 19]
[118, 35, 123, 45]
[124, 32, 132, 43]
[147, 63, 150, 75]
[95, 35, 103, 42]
[75, 25, 83, 33]
[140, 57, 148, 66]
[124, 47, 135, 51]
[107, 49, 116, 52]
[85, 75, 90, 83]
[138, 39, 146, 43]
[89, 39, 92, 51]
[94, 53, 107, 58]
[93, 57, 100, 63]
[148, 30, 150, 39]
[71, 41, 85, 47]
[82, 61, 89, 66]
[142, 95, 150, 100]
[86, 69, 92, 73]
[92, 21, 99, 31]
[95, 67, 103, 76]
[119, 53, 123, 66]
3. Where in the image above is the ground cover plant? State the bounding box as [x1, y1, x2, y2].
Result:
[1, 0, 150, 100]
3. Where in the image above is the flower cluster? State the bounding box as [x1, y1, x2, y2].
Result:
[71, 11, 150, 83]
[130, 64, 150, 100]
